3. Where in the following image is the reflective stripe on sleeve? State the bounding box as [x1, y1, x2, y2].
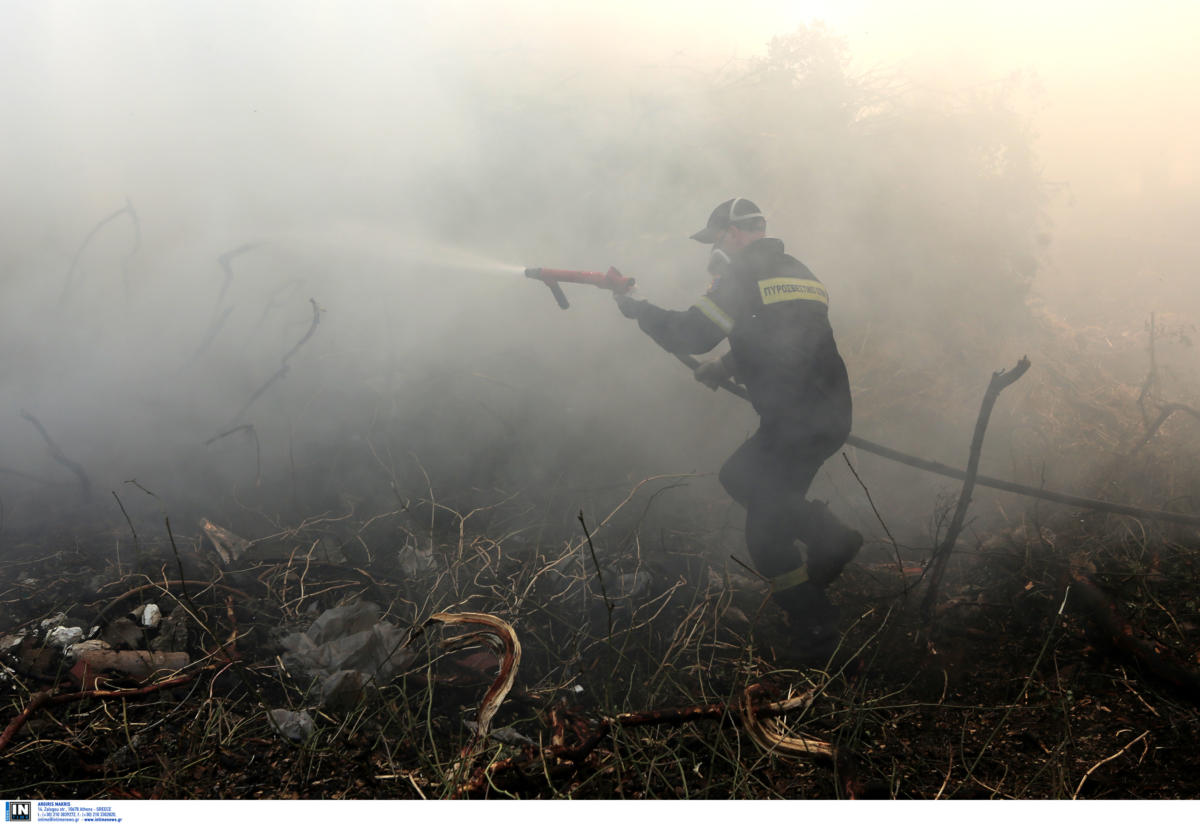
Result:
[693, 296, 734, 334]
[770, 565, 810, 592]
[758, 277, 829, 306]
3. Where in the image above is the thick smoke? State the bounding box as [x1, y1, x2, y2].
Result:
[4, 4, 1177, 558]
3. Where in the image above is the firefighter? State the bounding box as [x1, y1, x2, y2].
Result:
[614, 197, 862, 660]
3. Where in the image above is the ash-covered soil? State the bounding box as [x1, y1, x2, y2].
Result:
[2, 478, 1198, 799]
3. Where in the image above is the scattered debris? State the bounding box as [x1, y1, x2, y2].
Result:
[101, 617, 143, 649]
[464, 720, 535, 748]
[268, 708, 315, 744]
[201, 519, 253, 566]
[45, 625, 85, 648]
[39, 613, 70, 632]
[280, 601, 415, 709]
[151, 610, 190, 652]
[397, 537, 436, 578]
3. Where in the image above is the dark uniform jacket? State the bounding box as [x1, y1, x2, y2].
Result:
[634, 237, 852, 444]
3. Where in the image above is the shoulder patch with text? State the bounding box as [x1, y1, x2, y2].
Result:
[758, 277, 829, 306]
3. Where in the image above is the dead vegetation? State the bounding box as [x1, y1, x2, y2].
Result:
[2, 309, 1200, 800]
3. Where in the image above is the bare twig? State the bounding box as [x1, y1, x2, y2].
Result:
[187, 243, 264, 362]
[204, 423, 262, 486]
[59, 197, 140, 303]
[921, 357, 1031, 624]
[456, 685, 828, 795]
[963, 585, 1071, 787]
[20, 409, 91, 500]
[0, 671, 201, 755]
[1128, 402, 1200, 459]
[1135, 312, 1158, 429]
[578, 510, 615, 638]
[1072, 730, 1149, 799]
[0, 690, 52, 754]
[842, 451, 905, 588]
[111, 489, 140, 562]
[226, 297, 322, 427]
[189, 304, 234, 363]
[215, 243, 262, 309]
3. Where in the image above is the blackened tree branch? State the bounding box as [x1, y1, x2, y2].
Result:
[59, 198, 140, 303]
[226, 298, 322, 428]
[921, 356, 1030, 625]
[19, 409, 91, 500]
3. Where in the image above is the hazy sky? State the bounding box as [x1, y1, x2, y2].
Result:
[636, 0, 1200, 198]
[6, 0, 1197, 205]
[3, 0, 1196, 345]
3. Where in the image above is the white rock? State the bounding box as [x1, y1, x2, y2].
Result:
[140, 603, 162, 628]
[46, 625, 85, 648]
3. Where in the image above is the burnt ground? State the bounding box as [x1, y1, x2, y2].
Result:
[1, 480, 1199, 800]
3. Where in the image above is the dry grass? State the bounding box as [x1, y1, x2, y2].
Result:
[3, 308, 1200, 798]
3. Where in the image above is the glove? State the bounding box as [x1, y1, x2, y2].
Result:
[694, 358, 731, 390]
[614, 292, 645, 320]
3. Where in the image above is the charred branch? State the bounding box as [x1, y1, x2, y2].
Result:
[203, 423, 262, 487]
[19, 409, 91, 501]
[1129, 312, 1200, 458]
[922, 357, 1031, 624]
[224, 297, 322, 428]
[215, 243, 262, 309]
[0, 671, 201, 756]
[187, 243, 263, 363]
[1069, 571, 1200, 703]
[1128, 402, 1200, 459]
[188, 304, 235, 364]
[59, 197, 140, 303]
[456, 685, 830, 796]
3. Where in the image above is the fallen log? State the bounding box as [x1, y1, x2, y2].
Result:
[1069, 571, 1200, 703]
[70, 648, 191, 690]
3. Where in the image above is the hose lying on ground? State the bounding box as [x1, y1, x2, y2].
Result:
[670, 352, 1200, 529]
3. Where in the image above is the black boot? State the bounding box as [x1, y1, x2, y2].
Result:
[774, 582, 839, 664]
[802, 501, 863, 588]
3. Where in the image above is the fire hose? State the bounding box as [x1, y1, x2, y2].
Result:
[524, 264, 1200, 528]
[670, 351, 1200, 529]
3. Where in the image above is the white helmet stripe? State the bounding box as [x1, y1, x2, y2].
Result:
[728, 197, 763, 223]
